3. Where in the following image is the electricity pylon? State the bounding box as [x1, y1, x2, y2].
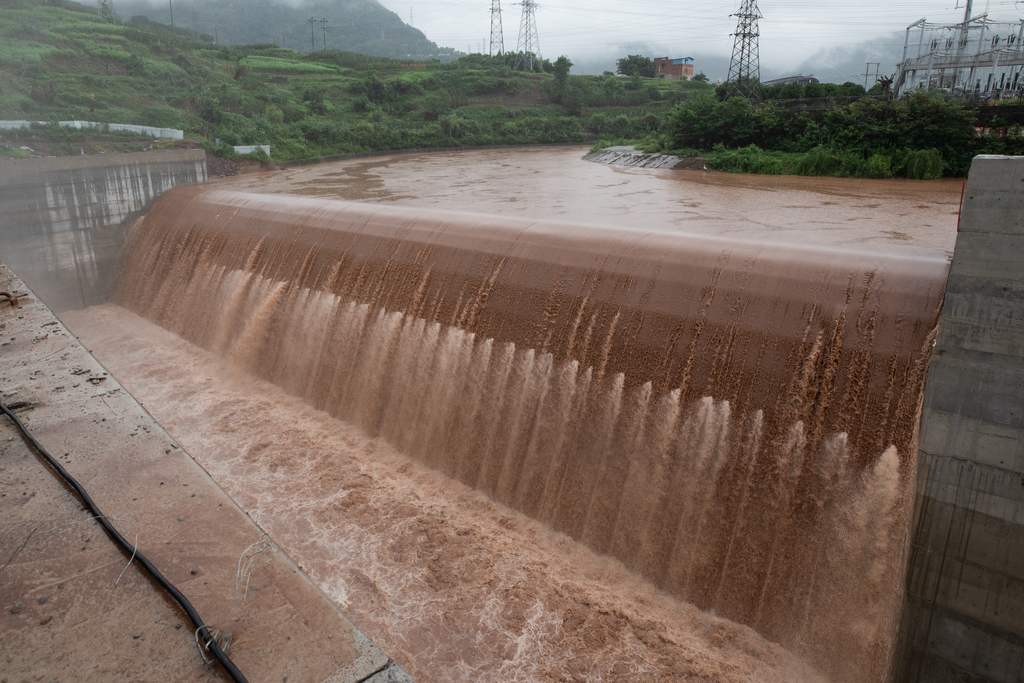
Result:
[489, 0, 504, 57]
[514, 0, 539, 71]
[727, 0, 761, 100]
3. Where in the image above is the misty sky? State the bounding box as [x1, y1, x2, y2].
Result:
[384, 0, 1023, 78]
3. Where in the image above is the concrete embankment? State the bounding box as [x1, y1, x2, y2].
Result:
[583, 145, 710, 171]
[0, 261, 409, 682]
[0, 150, 206, 313]
[897, 155, 1024, 682]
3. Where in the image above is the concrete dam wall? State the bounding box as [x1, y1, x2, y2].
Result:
[0, 150, 206, 312]
[112, 185, 950, 681]
[898, 155, 1024, 683]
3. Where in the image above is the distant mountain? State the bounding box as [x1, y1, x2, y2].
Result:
[115, 0, 445, 59]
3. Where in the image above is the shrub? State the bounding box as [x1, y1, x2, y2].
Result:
[265, 104, 284, 125]
[352, 95, 372, 113]
[795, 145, 847, 176]
[440, 113, 461, 138]
[864, 153, 893, 179]
[125, 53, 145, 76]
[709, 144, 786, 174]
[900, 148, 944, 179]
[142, 104, 179, 128]
[562, 86, 583, 116]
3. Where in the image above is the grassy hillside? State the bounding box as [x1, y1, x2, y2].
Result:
[0, 0, 711, 161]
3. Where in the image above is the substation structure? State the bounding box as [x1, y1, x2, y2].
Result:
[895, 14, 1024, 101]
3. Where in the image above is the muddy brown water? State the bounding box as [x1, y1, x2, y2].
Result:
[65, 147, 962, 682]
[217, 146, 961, 259]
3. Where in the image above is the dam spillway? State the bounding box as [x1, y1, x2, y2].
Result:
[110, 184, 950, 680]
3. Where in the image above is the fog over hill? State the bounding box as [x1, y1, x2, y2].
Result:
[570, 28, 908, 84]
[111, 0, 1012, 83]
[789, 32, 906, 87]
[116, 0, 449, 59]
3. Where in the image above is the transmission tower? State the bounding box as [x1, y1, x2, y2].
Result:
[489, 0, 504, 57]
[487, 0, 503, 57]
[513, 0, 539, 71]
[726, 0, 761, 100]
[191, 7, 200, 36]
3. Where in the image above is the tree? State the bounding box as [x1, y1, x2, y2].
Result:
[553, 56, 572, 84]
[693, 72, 708, 82]
[664, 94, 754, 149]
[805, 82, 825, 98]
[98, 0, 119, 23]
[553, 55, 572, 100]
[616, 55, 654, 78]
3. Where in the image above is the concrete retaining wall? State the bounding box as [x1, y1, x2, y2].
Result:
[898, 155, 1024, 682]
[0, 150, 206, 312]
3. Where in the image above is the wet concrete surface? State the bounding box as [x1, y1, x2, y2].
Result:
[0, 262, 401, 682]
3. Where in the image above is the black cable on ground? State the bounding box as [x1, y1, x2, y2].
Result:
[1, 402, 249, 683]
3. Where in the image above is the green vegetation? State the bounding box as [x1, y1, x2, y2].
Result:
[239, 56, 345, 74]
[0, 0, 1009, 177]
[706, 145, 945, 179]
[0, 0, 712, 160]
[651, 89, 1023, 178]
[589, 138, 641, 153]
[753, 80, 869, 101]
[0, 141, 32, 158]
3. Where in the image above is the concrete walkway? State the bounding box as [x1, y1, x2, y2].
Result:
[0, 261, 409, 682]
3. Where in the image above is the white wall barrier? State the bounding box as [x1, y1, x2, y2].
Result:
[233, 145, 271, 155]
[0, 120, 184, 139]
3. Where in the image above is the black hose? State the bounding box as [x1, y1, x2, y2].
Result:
[1, 402, 249, 683]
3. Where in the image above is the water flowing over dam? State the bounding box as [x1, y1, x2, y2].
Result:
[111, 184, 949, 680]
